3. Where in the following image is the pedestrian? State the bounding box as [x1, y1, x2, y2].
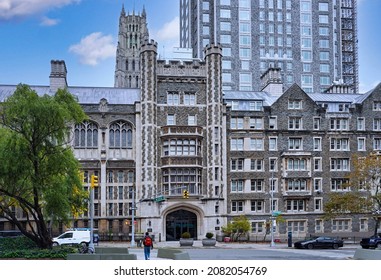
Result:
[143, 231, 153, 260]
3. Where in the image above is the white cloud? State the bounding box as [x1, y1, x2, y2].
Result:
[0, 0, 80, 20]
[154, 16, 179, 41]
[69, 32, 116, 66]
[151, 16, 180, 59]
[40, 16, 59, 26]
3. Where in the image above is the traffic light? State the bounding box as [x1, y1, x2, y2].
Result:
[90, 175, 98, 188]
[182, 190, 189, 199]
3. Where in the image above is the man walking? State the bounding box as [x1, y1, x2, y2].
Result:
[143, 231, 153, 260]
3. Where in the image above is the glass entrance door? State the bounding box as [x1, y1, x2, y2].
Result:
[165, 209, 197, 241]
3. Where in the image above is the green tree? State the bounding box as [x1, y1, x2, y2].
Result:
[0, 84, 88, 249]
[222, 215, 251, 241]
[324, 153, 381, 236]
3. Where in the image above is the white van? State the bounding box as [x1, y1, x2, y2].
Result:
[52, 229, 90, 246]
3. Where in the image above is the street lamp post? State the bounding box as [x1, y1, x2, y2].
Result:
[130, 186, 136, 248]
[88, 186, 95, 253]
[270, 183, 275, 247]
[270, 159, 277, 247]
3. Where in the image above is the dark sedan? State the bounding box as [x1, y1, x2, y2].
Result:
[294, 236, 344, 249]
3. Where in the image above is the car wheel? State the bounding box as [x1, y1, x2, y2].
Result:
[332, 243, 339, 249]
[307, 244, 314, 249]
[52, 242, 59, 247]
[376, 243, 381, 249]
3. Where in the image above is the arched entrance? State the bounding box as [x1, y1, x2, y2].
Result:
[165, 209, 197, 241]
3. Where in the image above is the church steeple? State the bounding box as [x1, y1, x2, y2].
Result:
[114, 7, 150, 88]
[121, 4, 125, 17]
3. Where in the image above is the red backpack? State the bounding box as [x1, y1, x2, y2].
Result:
[144, 236, 152, 247]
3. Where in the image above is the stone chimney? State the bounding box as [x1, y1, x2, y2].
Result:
[49, 60, 68, 93]
[260, 67, 283, 97]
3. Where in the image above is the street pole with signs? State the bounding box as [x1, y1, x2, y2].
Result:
[89, 174, 98, 253]
[270, 158, 277, 247]
[130, 186, 135, 248]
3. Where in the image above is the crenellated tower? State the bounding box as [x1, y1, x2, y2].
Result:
[114, 5, 149, 88]
[138, 39, 158, 201]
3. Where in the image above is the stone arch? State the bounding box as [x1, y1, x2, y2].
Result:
[162, 204, 204, 241]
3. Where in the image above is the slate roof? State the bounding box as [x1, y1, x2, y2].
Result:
[307, 93, 362, 103]
[0, 85, 140, 105]
[223, 91, 278, 106]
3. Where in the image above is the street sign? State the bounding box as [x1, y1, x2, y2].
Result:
[154, 195, 166, 202]
[272, 211, 282, 217]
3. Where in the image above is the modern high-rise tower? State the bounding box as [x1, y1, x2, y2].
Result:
[114, 6, 149, 88]
[180, 0, 358, 93]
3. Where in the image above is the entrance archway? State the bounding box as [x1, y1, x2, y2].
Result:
[165, 209, 197, 241]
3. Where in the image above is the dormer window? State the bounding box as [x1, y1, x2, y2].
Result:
[338, 103, 349, 112]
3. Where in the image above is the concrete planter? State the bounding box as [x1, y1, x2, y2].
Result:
[179, 238, 194, 247]
[202, 238, 217, 247]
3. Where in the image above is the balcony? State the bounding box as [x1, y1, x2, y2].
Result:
[161, 126, 204, 137]
[161, 156, 203, 167]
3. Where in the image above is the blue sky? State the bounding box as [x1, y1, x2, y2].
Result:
[0, 0, 379, 93]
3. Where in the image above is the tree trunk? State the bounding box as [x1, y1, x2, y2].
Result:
[374, 217, 380, 237]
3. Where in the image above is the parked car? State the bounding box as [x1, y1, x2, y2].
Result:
[52, 229, 99, 246]
[294, 236, 344, 249]
[360, 233, 381, 249]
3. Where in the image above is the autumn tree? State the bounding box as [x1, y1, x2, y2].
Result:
[0, 84, 88, 249]
[324, 153, 381, 236]
[222, 215, 251, 241]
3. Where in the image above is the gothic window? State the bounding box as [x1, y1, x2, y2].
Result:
[74, 121, 98, 148]
[109, 121, 132, 148]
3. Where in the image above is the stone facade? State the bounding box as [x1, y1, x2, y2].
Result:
[1, 59, 381, 241]
[0, 4, 379, 242]
[225, 78, 381, 241]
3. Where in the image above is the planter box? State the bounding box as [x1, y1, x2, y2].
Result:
[202, 238, 216, 246]
[179, 238, 194, 247]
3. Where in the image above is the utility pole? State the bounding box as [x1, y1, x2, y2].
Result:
[130, 185, 136, 248]
[270, 159, 277, 247]
[89, 174, 98, 253]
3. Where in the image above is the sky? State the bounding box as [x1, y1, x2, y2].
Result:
[0, 0, 380, 93]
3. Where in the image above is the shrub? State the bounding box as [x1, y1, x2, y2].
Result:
[0, 237, 76, 259]
[0, 236, 37, 251]
[181, 232, 191, 239]
[205, 232, 214, 239]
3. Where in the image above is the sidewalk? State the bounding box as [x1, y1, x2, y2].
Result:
[99, 240, 360, 249]
[96, 240, 360, 260]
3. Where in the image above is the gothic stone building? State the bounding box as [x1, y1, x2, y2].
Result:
[0, 42, 227, 241]
[1, 54, 381, 241]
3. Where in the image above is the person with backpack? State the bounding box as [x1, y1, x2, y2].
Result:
[143, 231, 153, 260]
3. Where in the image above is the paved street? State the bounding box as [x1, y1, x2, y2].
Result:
[100, 240, 359, 260]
